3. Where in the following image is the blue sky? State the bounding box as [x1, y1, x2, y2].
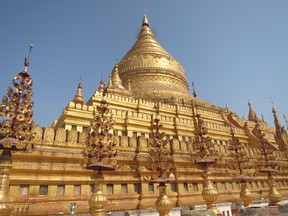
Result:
[0, 1, 287, 127]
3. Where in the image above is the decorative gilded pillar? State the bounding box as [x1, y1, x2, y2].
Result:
[256, 121, 282, 205]
[227, 128, 254, 207]
[0, 44, 35, 216]
[191, 98, 222, 214]
[83, 93, 118, 215]
[147, 109, 174, 215]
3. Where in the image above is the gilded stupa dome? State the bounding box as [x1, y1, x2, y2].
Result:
[118, 14, 189, 100]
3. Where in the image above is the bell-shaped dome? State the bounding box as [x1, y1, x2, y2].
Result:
[118, 14, 189, 100]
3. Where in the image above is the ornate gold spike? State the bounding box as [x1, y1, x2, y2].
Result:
[111, 64, 123, 88]
[248, 101, 259, 122]
[97, 80, 105, 93]
[192, 113, 221, 163]
[84, 99, 118, 169]
[73, 81, 84, 105]
[0, 44, 36, 146]
[257, 127, 279, 172]
[261, 114, 267, 124]
[148, 114, 173, 181]
[272, 107, 282, 130]
[227, 128, 254, 180]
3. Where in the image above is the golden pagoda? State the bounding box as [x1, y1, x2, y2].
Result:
[2, 14, 288, 215]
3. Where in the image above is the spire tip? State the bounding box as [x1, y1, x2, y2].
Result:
[142, 10, 149, 27]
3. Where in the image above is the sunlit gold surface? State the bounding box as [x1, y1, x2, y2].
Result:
[191, 104, 221, 214]
[267, 174, 282, 205]
[9, 94, 288, 215]
[83, 98, 118, 168]
[255, 121, 282, 205]
[89, 176, 107, 216]
[118, 14, 189, 100]
[0, 44, 35, 215]
[73, 82, 84, 105]
[192, 112, 221, 163]
[239, 180, 253, 207]
[2, 15, 288, 216]
[147, 116, 173, 180]
[155, 183, 172, 216]
[147, 107, 174, 215]
[201, 165, 221, 215]
[0, 59, 35, 144]
[83, 95, 118, 215]
[227, 128, 255, 206]
[0, 150, 13, 216]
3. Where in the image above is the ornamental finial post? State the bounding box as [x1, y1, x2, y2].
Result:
[83, 96, 118, 216]
[191, 95, 221, 214]
[0, 44, 36, 216]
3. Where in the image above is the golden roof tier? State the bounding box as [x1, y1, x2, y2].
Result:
[118, 14, 190, 100]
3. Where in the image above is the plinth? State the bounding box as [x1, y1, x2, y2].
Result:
[155, 182, 172, 216]
[86, 163, 115, 216]
[259, 169, 282, 206]
[196, 161, 221, 215]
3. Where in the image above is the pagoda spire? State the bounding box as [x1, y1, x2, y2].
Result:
[111, 64, 123, 88]
[97, 79, 105, 93]
[138, 11, 155, 39]
[272, 107, 288, 151]
[107, 74, 113, 89]
[261, 114, 267, 124]
[117, 12, 189, 100]
[248, 101, 258, 122]
[272, 107, 283, 132]
[73, 80, 84, 105]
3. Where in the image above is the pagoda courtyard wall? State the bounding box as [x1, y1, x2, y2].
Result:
[7, 125, 288, 215]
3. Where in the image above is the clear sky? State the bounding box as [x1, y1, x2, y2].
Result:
[0, 1, 287, 128]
